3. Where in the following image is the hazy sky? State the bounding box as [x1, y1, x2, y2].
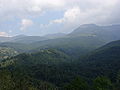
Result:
[0, 0, 120, 36]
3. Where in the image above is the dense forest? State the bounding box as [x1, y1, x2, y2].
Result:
[0, 40, 120, 90]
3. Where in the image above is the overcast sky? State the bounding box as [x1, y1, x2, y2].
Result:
[0, 0, 120, 36]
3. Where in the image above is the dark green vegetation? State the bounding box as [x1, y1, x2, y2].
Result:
[0, 40, 120, 90]
[0, 24, 120, 90]
[78, 40, 120, 80]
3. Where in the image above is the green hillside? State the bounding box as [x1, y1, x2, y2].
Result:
[78, 40, 120, 80]
[0, 49, 72, 89]
[31, 36, 105, 58]
[0, 40, 120, 90]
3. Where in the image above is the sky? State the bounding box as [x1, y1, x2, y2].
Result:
[0, 0, 120, 37]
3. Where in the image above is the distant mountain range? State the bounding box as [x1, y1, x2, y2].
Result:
[69, 24, 120, 41]
[0, 24, 120, 44]
[0, 23, 120, 89]
[0, 33, 66, 44]
[0, 24, 120, 58]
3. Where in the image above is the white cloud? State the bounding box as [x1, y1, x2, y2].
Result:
[29, 0, 65, 12]
[40, 0, 119, 33]
[0, 0, 120, 35]
[20, 19, 33, 31]
[0, 0, 66, 17]
[44, 6, 87, 26]
[0, 32, 9, 37]
[51, 0, 118, 25]
[52, 7, 82, 24]
[0, 0, 119, 22]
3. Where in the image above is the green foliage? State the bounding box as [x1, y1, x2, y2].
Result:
[14, 49, 71, 66]
[93, 76, 113, 90]
[0, 69, 58, 90]
[38, 82, 58, 90]
[116, 71, 120, 83]
[0, 59, 15, 67]
[63, 77, 89, 90]
[0, 40, 120, 90]
[0, 70, 14, 90]
[114, 71, 120, 90]
[31, 36, 104, 59]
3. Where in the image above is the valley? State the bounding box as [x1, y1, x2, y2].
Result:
[0, 24, 120, 90]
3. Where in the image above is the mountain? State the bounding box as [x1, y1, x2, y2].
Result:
[85, 40, 120, 63]
[0, 35, 47, 44]
[78, 40, 120, 80]
[30, 36, 105, 58]
[69, 24, 99, 37]
[0, 24, 120, 89]
[0, 34, 105, 58]
[13, 49, 71, 65]
[0, 49, 72, 86]
[0, 24, 120, 58]
[44, 33, 66, 39]
[0, 33, 66, 44]
[11, 36, 47, 44]
[0, 40, 120, 89]
[0, 35, 27, 43]
[0, 42, 33, 52]
[0, 24, 120, 44]
[69, 24, 120, 42]
[12, 34, 27, 39]
[0, 36, 11, 42]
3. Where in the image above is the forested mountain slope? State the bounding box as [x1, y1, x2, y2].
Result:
[78, 40, 120, 80]
[0, 24, 120, 57]
[0, 40, 120, 89]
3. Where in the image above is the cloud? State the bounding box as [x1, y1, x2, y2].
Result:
[29, 0, 65, 12]
[20, 19, 33, 31]
[0, 0, 119, 23]
[0, 0, 65, 18]
[40, 0, 119, 33]
[51, 0, 118, 25]
[0, 32, 9, 37]
[51, 7, 82, 24]
[0, 0, 120, 35]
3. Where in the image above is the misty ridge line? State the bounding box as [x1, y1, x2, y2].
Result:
[0, 23, 120, 38]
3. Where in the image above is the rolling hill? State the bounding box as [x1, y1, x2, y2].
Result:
[0, 24, 120, 58]
[78, 40, 120, 80]
[0, 40, 120, 89]
[31, 36, 105, 58]
[0, 49, 73, 86]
